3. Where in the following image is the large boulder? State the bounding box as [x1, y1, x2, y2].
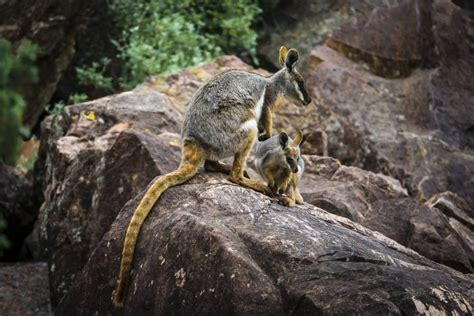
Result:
[33, 56, 473, 312]
[290, 0, 474, 211]
[0, 262, 51, 315]
[31, 84, 184, 305]
[56, 172, 473, 314]
[300, 157, 474, 273]
[259, 0, 474, 210]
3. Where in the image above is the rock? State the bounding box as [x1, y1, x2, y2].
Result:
[258, 0, 365, 69]
[0, 161, 38, 260]
[429, 0, 474, 148]
[0, 0, 95, 129]
[327, 0, 436, 78]
[0, 262, 51, 315]
[54, 172, 473, 314]
[300, 160, 474, 273]
[258, 0, 474, 210]
[32, 84, 183, 305]
[295, 0, 474, 210]
[427, 192, 474, 231]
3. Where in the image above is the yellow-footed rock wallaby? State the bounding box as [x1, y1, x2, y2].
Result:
[113, 46, 311, 308]
[255, 131, 305, 207]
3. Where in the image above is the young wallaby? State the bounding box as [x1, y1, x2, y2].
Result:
[112, 46, 311, 308]
[255, 131, 305, 207]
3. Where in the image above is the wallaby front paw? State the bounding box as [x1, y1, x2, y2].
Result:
[278, 196, 295, 207]
[258, 134, 270, 142]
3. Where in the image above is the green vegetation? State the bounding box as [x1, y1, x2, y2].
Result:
[75, 0, 264, 92]
[0, 38, 38, 165]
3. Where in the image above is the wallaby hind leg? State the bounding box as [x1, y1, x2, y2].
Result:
[204, 160, 249, 178]
[229, 130, 271, 195]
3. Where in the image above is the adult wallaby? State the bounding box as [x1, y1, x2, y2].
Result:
[112, 46, 311, 308]
[255, 131, 305, 207]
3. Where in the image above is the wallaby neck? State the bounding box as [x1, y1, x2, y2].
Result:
[264, 69, 286, 110]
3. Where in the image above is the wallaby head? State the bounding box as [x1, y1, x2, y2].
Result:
[279, 131, 305, 173]
[276, 46, 312, 106]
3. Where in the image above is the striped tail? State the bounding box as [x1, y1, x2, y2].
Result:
[113, 143, 203, 308]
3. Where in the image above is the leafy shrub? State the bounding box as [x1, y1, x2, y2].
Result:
[78, 0, 263, 90]
[0, 38, 38, 165]
[76, 57, 113, 91]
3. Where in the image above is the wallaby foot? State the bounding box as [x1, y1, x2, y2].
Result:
[278, 195, 296, 207]
[228, 176, 272, 195]
[205, 160, 249, 178]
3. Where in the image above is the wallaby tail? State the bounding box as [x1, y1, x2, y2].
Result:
[113, 142, 204, 308]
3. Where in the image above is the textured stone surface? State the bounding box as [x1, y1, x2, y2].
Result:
[34, 54, 474, 312]
[0, 263, 51, 316]
[55, 172, 473, 314]
[300, 158, 474, 273]
[327, 0, 436, 78]
[32, 83, 184, 305]
[259, 0, 474, 211]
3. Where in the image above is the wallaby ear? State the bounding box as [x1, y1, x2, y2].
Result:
[279, 46, 288, 67]
[290, 130, 304, 147]
[285, 48, 299, 72]
[279, 132, 289, 148]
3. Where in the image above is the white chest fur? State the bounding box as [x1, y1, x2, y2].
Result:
[254, 87, 266, 121]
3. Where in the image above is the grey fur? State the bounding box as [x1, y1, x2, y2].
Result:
[255, 134, 305, 185]
[182, 62, 310, 162]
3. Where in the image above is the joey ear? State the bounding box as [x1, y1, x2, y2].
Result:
[290, 130, 304, 147]
[279, 46, 288, 67]
[279, 132, 289, 148]
[285, 48, 299, 72]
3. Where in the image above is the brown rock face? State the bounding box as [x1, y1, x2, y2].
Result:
[290, 0, 474, 211]
[0, 0, 94, 129]
[430, 0, 474, 148]
[0, 263, 51, 315]
[32, 83, 183, 305]
[327, 0, 436, 78]
[300, 159, 474, 273]
[57, 173, 473, 315]
[33, 56, 474, 313]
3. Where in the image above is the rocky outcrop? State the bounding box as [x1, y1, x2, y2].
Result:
[0, 0, 95, 129]
[0, 263, 51, 315]
[32, 56, 474, 313]
[55, 172, 473, 315]
[0, 162, 38, 260]
[31, 85, 185, 305]
[258, 0, 474, 212]
[300, 158, 474, 273]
